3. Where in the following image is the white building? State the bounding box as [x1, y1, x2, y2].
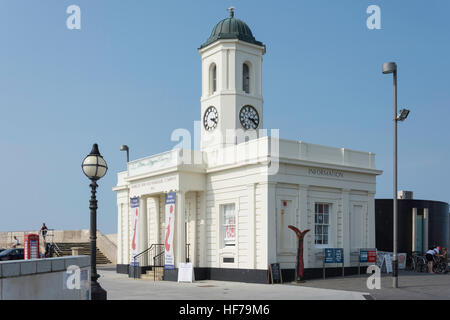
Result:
[113, 9, 382, 282]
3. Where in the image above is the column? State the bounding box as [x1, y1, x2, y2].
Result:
[423, 208, 429, 252]
[124, 201, 130, 264]
[412, 208, 417, 252]
[298, 185, 309, 267]
[248, 183, 256, 269]
[192, 192, 197, 266]
[117, 203, 123, 265]
[199, 192, 207, 267]
[139, 196, 148, 265]
[367, 192, 376, 248]
[341, 189, 350, 267]
[175, 191, 186, 267]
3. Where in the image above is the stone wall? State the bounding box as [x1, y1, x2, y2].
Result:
[0, 256, 90, 300]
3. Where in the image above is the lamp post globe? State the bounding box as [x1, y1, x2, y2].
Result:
[81, 143, 108, 300]
[82, 144, 108, 180]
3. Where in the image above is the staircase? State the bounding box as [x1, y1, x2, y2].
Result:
[140, 267, 164, 281]
[54, 242, 112, 265]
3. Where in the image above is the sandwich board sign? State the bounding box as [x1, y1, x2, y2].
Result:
[178, 263, 195, 283]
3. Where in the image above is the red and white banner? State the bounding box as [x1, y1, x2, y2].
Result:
[164, 193, 176, 269]
[130, 197, 140, 263]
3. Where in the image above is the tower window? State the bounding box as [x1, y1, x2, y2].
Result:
[243, 63, 250, 94]
[210, 63, 217, 95]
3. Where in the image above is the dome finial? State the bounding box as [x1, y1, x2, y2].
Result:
[227, 6, 235, 18]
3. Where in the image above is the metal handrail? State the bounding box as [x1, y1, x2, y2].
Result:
[52, 242, 62, 256]
[132, 243, 191, 280]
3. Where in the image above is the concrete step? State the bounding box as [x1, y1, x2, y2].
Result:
[53, 242, 111, 265]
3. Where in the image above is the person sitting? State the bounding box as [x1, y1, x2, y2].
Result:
[425, 246, 440, 274]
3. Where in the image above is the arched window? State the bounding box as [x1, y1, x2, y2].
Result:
[209, 64, 217, 95]
[243, 63, 250, 94]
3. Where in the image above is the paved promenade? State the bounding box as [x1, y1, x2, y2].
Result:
[98, 267, 450, 300]
[97, 267, 367, 300]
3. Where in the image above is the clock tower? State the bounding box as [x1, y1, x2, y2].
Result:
[199, 8, 266, 152]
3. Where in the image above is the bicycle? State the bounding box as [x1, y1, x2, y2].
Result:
[406, 253, 416, 272]
[413, 253, 428, 273]
[432, 255, 448, 274]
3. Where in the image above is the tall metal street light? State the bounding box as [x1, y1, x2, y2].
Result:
[81, 143, 108, 300]
[382, 62, 410, 288]
[120, 145, 129, 163]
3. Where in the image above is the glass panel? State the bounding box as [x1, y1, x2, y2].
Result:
[317, 214, 323, 224]
[323, 213, 329, 225]
[323, 235, 328, 244]
[324, 204, 329, 214]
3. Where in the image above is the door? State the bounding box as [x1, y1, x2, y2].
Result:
[277, 199, 295, 254]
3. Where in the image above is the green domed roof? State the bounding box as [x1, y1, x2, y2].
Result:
[200, 9, 264, 49]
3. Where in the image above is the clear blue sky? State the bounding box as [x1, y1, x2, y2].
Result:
[1, 1, 449, 233]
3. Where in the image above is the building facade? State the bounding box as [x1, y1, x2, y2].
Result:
[114, 10, 382, 282]
[375, 195, 449, 254]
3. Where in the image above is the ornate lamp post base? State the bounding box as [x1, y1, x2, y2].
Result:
[91, 279, 107, 300]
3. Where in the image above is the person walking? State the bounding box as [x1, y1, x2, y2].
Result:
[11, 236, 19, 248]
[40, 223, 48, 243]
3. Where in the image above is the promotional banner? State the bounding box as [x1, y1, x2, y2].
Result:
[130, 197, 140, 263]
[376, 251, 407, 272]
[164, 193, 176, 269]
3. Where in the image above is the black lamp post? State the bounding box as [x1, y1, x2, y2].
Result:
[81, 143, 108, 300]
[382, 62, 410, 288]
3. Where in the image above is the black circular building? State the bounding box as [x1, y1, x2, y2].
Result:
[375, 198, 449, 254]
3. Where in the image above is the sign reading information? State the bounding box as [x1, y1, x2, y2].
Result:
[324, 248, 344, 264]
[360, 249, 377, 263]
[164, 193, 176, 270]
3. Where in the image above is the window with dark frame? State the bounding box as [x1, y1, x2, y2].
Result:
[315, 203, 330, 245]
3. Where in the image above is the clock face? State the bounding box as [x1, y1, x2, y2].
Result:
[239, 105, 259, 130]
[203, 106, 218, 131]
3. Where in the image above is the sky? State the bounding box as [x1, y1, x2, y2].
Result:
[0, 0, 449, 234]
